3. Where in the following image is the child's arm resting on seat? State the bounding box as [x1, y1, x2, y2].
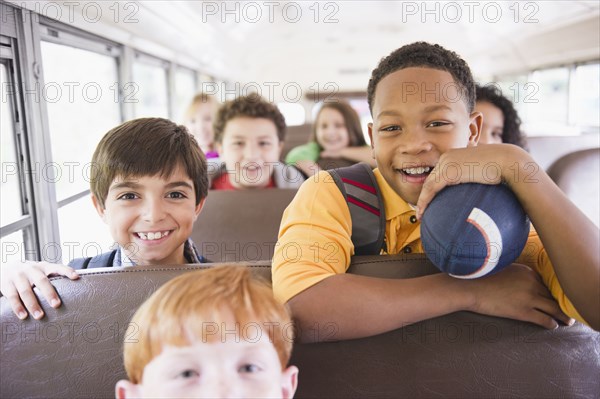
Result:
[286, 263, 569, 343]
[320, 146, 376, 167]
[0, 261, 79, 320]
[417, 144, 600, 330]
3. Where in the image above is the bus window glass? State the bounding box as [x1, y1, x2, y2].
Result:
[277, 102, 305, 126]
[174, 67, 196, 124]
[40, 41, 121, 201]
[0, 63, 24, 226]
[0, 231, 24, 263]
[525, 67, 569, 135]
[494, 75, 529, 126]
[57, 195, 114, 263]
[571, 63, 600, 128]
[132, 60, 169, 118]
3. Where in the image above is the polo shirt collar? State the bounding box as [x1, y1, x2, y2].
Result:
[373, 168, 416, 220]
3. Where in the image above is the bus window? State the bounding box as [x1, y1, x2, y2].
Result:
[173, 66, 197, 123]
[132, 53, 169, 118]
[1, 26, 40, 262]
[1, 59, 34, 263]
[40, 41, 121, 200]
[40, 40, 120, 259]
[1, 63, 23, 227]
[526, 67, 570, 134]
[277, 102, 305, 126]
[0, 231, 23, 264]
[57, 194, 114, 261]
[571, 63, 600, 128]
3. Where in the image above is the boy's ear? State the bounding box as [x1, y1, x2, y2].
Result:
[115, 379, 140, 399]
[367, 123, 375, 150]
[91, 194, 107, 222]
[467, 111, 483, 147]
[194, 197, 207, 221]
[367, 123, 376, 160]
[281, 365, 299, 399]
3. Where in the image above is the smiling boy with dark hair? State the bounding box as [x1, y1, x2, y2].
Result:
[209, 93, 304, 190]
[1, 118, 209, 319]
[272, 42, 600, 341]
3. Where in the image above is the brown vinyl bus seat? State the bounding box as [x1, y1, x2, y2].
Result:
[528, 135, 599, 171]
[191, 189, 297, 262]
[547, 148, 600, 226]
[1, 255, 599, 398]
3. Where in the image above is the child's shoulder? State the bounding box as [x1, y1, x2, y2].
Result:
[285, 142, 320, 164]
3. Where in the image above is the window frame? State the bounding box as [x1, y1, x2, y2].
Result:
[0, 3, 227, 262]
[494, 60, 600, 136]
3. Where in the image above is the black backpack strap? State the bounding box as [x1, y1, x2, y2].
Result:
[68, 250, 117, 270]
[329, 163, 386, 255]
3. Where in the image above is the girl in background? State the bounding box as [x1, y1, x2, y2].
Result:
[285, 101, 375, 176]
[475, 84, 528, 150]
[184, 93, 220, 158]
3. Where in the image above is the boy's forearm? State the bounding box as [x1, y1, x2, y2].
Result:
[288, 273, 471, 343]
[339, 147, 376, 166]
[508, 152, 600, 330]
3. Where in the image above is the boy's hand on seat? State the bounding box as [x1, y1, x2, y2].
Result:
[0, 261, 79, 320]
[467, 263, 574, 329]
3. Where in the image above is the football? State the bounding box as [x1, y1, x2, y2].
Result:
[420, 183, 530, 279]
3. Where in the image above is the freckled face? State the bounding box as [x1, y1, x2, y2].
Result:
[116, 318, 298, 399]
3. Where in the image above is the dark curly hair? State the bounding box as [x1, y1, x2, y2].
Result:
[213, 93, 286, 143]
[367, 42, 476, 114]
[476, 84, 528, 150]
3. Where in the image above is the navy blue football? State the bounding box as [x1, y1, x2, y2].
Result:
[420, 183, 530, 279]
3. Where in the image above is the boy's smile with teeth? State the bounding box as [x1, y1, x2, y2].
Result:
[136, 230, 172, 241]
[368, 67, 480, 206]
[400, 166, 432, 176]
[95, 165, 204, 266]
[218, 117, 282, 189]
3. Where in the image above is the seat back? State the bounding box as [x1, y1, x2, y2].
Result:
[527, 135, 599, 171]
[2, 255, 599, 398]
[281, 124, 312, 160]
[191, 189, 297, 261]
[547, 148, 600, 226]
